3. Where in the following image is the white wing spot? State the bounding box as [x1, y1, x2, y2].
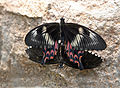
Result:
[76, 34, 81, 43]
[32, 28, 38, 37]
[71, 34, 81, 46]
[58, 40, 61, 44]
[89, 31, 96, 40]
[71, 34, 84, 47]
[45, 33, 54, 45]
[41, 26, 54, 45]
[79, 27, 83, 34]
[42, 26, 47, 33]
[71, 42, 75, 46]
[44, 33, 49, 41]
[89, 31, 99, 45]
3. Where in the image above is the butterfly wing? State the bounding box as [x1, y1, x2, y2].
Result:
[25, 48, 43, 63]
[81, 51, 102, 69]
[25, 23, 60, 64]
[25, 23, 59, 47]
[63, 23, 107, 50]
[62, 23, 106, 70]
[63, 51, 102, 69]
[26, 48, 58, 64]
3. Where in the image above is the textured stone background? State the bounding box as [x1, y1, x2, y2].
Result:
[0, 0, 120, 88]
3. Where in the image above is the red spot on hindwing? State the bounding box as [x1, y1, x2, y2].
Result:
[66, 41, 69, 50]
[67, 52, 70, 57]
[44, 57, 49, 63]
[70, 44, 72, 49]
[50, 56, 54, 59]
[66, 41, 72, 50]
[74, 54, 78, 59]
[70, 59, 73, 62]
[50, 49, 54, 54]
[74, 61, 78, 63]
[54, 50, 57, 55]
[70, 52, 73, 56]
[45, 57, 49, 60]
[78, 51, 81, 54]
[79, 56, 82, 60]
[46, 51, 50, 55]
[55, 41, 58, 49]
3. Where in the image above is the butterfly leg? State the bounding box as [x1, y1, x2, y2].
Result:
[59, 56, 64, 68]
[58, 46, 64, 68]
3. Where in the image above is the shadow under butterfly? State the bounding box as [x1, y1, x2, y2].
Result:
[25, 18, 107, 70]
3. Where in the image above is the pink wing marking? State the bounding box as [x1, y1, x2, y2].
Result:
[44, 57, 49, 63]
[70, 52, 73, 57]
[50, 49, 54, 54]
[50, 56, 54, 59]
[46, 51, 50, 55]
[74, 54, 78, 59]
[70, 59, 73, 62]
[55, 41, 58, 49]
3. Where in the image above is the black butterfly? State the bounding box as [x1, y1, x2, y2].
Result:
[25, 18, 107, 70]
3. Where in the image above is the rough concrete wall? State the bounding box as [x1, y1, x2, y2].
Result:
[0, 0, 120, 88]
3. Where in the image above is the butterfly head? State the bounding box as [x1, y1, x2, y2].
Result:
[60, 17, 65, 24]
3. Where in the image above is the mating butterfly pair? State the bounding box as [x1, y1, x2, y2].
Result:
[25, 18, 106, 70]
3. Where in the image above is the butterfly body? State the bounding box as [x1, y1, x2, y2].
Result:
[25, 17, 106, 70]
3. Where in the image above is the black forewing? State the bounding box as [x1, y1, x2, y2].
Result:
[63, 23, 107, 50]
[25, 23, 59, 47]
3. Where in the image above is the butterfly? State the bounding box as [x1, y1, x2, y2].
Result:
[25, 17, 107, 70]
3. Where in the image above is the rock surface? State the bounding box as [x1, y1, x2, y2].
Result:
[0, 0, 120, 88]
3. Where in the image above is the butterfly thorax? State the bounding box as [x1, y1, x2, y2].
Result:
[55, 17, 68, 67]
[59, 17, 65, 45]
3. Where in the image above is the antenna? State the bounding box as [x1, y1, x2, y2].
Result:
[51, 3, 61, 18]
[49, 1, 71, 21]
[61, 5, 71, 18]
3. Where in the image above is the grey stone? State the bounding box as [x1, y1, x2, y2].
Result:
[0, 0, 120, 88]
